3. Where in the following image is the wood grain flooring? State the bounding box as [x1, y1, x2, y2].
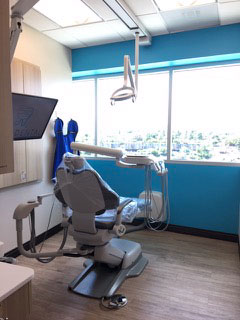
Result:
[17, 230, 240, 320]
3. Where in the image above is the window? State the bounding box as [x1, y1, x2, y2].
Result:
[97, 73, 169, 158]
[171, 66, 240, 162]
[69, 64, 240, 164]
[67, 79, 95, 148]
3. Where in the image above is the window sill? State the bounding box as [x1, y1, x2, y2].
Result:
[165, 160, 240, 167]
[85, 157, 240, 167]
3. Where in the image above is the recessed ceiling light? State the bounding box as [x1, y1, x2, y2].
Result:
[154, 0, 216, 11]
[34, 0, 101, 28]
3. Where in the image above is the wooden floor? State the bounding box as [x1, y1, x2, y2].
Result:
[17, 231, 240, 320]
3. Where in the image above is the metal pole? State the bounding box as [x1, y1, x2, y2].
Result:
[135, 32, 139, 93]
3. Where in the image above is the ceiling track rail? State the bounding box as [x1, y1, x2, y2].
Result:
[102, 0, 152, 45]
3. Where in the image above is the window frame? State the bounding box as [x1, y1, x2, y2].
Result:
[73, 61, 240, 167]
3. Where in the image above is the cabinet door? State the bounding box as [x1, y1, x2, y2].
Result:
[0, 60, 27, 188]
[23, 62, 42, 96]
[23, 62, 43, 182]
[11, 58, 24, 93]
[0, 0, 14, 174]
[0, 141, 27, 187]
[0, 282, 32, 320]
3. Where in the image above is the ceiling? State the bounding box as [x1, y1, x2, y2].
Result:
[10, 0, 240, 49]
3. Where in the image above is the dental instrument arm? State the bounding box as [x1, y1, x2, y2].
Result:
[10, 0, 39, 61]
[13, 197, 78, 259]
[71, 142, 124, 158]
[71, 142, 167, 176]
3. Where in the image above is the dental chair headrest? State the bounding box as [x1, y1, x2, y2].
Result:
[64, 154, 85, 171]
[55, 153, 120, 214]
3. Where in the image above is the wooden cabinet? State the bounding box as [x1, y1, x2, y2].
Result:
[0, 282, 32, 320]
[0, 0, 14, 175]
[0, 59, 43, 189]
[22, 61, 43, 184]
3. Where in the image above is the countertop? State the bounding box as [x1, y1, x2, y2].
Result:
[0, 262, 34, 302]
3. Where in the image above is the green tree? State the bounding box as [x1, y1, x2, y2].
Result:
[189, 130, 196, 140]
[197, 146, 212, 160]
[226, 138, 240, 149]
[151, 150, 160, 157]
[198, 133, 204, 140]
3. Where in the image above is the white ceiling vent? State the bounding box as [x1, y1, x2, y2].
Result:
[161, 3, 220, 33]
[181, 9, 201, 19]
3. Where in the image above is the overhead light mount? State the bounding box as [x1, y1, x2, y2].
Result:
[102, 0, 151, 45]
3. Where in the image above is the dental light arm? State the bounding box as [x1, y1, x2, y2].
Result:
[10, 0, 39, 61]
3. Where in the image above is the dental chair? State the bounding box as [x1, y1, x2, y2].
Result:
[14, 153, 148, 299]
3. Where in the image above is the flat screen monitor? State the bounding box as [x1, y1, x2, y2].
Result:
[12, 93, 58, 141]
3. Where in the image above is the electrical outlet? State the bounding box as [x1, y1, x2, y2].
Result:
[20, 171, 27, 182]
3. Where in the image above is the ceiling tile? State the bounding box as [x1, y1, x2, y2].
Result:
[105, 20, 134, 40]
[34, 0, 102, 28]
[218, 2, 240, 25]
[83, 0, 119, 21]
[155, 0, 216, 11]
[124, 0, 157, 16]
[64, 22, 124, 47]
[23, 9, 60, 32]
[43, 29, 86, 48]
[161, 3, 220, 33]
[138, 13, 169, 35]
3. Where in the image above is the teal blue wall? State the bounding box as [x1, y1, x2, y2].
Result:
[73, 24, 240, 235]
[72, 24, 240, 73]
[89, 160, 240, 235]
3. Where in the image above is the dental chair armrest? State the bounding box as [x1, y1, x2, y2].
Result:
[115, 198, 132, 225]
[110, 199, 132, 237]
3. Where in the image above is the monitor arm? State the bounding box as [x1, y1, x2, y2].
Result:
[10, 0, 39, 61]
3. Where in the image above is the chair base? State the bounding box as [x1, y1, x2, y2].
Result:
[68, 255, 148, 299]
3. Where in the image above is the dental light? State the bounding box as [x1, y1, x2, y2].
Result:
[110, 32, 139, 105]
[102, 0, 151, 105]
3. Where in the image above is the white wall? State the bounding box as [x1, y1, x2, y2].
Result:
[0, 23, 72, 253]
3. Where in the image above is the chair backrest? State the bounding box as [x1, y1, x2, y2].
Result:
[55, 153, 119, 233]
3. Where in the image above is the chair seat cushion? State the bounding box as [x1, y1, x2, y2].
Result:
[68, 197, 145, 230]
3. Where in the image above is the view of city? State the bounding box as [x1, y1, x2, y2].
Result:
[70, 65, 240, 164]
[80, 129, 240, 162]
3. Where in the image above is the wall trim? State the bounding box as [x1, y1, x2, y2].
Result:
[5, 224, 62, 258]
[72, 53, 240, 79]
[166, 224, 238, 242]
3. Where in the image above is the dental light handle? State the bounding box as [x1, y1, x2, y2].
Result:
[71, 142, 124, 158]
